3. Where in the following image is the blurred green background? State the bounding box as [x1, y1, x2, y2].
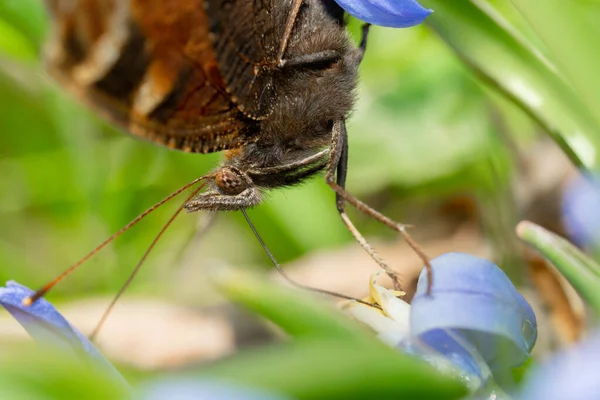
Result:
[1, 0, 600, 386]
[0, 0, 548, 301]
[4, 2, 600, 398]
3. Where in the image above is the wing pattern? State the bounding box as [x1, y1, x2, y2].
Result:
[44, 0, 277, 153]
[205, 0, 282, 119]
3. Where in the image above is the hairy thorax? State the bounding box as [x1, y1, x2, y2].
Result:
[226, 0, 359, 171]
[184, 0, 363, 211]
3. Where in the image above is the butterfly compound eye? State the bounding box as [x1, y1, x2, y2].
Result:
[215, 168, 246, 195]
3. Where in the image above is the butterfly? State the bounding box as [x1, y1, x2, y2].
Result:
[31, 0, 430, 305]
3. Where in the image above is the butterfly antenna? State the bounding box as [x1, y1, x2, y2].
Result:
[240, 208, 379, 309]
[88, 180, 207, 341]
[23, 176, 209, 306]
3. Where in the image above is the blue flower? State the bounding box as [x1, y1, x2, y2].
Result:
[520, 330, 600, 400]
[562, 175, 600, 250]
[0, 281, 289, 399]
[0, 280, 126, 385]
[412, 253, 537, 371]
[334, 0, 432, 28]
[2, 254, 537, 399]
[346, 253, 537, 395]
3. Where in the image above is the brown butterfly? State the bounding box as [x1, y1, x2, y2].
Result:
[30, 0, 430, 305]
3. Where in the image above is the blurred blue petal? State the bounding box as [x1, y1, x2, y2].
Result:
[412, 329, 490, 383]
[405, 330, 512, 399]
[0, 281, 126, 384]
[410, 253, 537, 371]
[334, 0, 432, 27]
[138, 379, 289, 400]
[521, 330, 600, 400]
[347, 253, 535, 397]
[562, 175, 600, 249]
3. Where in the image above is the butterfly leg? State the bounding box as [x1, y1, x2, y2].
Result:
[248, 149, 329, 176]
[278, 3, 370, 69]
[279, 20, 371, 70]
[325, 119, 433, 291]
[279, 50, 341, 69]
[325, 119, 402, 289]
[357, 23, 371, 63]
[277, 0, 304, 66]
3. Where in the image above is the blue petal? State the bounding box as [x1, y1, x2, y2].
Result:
[334, 0, 432, 28]
[521, 330, 600, 400]
[413, 330, 490, 380]
[401, 328, 493, 392]
[0, 281, 126, 384]
[562, 175, 600, 249]
[410, 253, 537, 371]
[138, 379, 289, 400]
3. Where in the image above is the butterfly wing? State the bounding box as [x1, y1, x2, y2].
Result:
[44, 0, 263, 153]
[205, 0, 281, 119]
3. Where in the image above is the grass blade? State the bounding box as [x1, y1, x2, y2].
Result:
[202, 338, 467, 400]
[421, 0, 600, 172]
[509, 0, 600, 123]
[517, 221, 600, 314]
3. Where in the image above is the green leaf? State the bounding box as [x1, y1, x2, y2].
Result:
[212, 266, 374, 343]
[0, 0, 48, 50]
[0, 18, 37, 60]
[509, 0, 600, 123]
[516, 220, 600, 313]
[0, 346, 130, 400]
[201, 338, 468, 400]
[421, 0, 600, 172]
[211, 268, 468, 399]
